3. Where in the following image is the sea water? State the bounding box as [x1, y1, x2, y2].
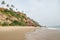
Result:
[47, 26, 60, 29]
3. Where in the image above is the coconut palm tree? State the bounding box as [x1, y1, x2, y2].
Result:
[1, 1, 5, 5]
[11, 4, 15, 8]
[9, 4, 15, 11]
[1, 1, 5, 8]
[16, 8, 17, 10]
[6, 4, 10, 9]
[6, 4, 9, 7]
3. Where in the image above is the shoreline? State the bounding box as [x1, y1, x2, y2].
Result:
[0, 26, 60, 40]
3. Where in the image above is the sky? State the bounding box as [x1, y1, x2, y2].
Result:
[0, 0, 60, 26]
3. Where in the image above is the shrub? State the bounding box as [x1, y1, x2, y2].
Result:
[2, 22, 9, 26]
[9, 20, 27, 26]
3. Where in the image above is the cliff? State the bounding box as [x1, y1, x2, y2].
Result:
[0, 8, 41, 27]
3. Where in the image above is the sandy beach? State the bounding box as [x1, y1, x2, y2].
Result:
[0, 26, 39, 40]
[0, 26, 60, 40]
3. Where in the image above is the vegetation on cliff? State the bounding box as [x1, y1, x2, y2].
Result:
[0, 1, 41, 27]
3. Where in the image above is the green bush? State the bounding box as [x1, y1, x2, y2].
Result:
[2, 22, 9, 26]
[0, 22, 2, 26]
[9, 20, 27, 26]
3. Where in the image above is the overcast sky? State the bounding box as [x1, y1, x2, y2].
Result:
[0, 0, 60, 26]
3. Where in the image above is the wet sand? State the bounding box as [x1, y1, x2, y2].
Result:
[25, 27, 60, 40]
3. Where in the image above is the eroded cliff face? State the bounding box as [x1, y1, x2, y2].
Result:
[0, 8, 41, 27]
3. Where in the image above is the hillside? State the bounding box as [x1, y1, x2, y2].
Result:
[0, 8, 41, 27]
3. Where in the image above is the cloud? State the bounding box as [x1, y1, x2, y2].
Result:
[25, 0, 60, 26]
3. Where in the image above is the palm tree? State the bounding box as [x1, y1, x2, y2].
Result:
[6, 4, 10, 9]
[10, 4, 15, 11]
[6, 4, 9, 7]
[1, 1, 5, 5]
[1, 1, 5, 8]
[16, 8, 17, 10]
[11, 4, 15, 8]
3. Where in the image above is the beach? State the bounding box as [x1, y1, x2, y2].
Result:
[0, 26, 39, 40]
[25, 27, 60, 40]
[0, 26, 60, 40]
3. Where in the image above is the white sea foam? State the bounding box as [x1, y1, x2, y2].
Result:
[44, 27, 56, 29]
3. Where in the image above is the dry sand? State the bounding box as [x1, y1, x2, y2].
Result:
[0, 26, 39, 40]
